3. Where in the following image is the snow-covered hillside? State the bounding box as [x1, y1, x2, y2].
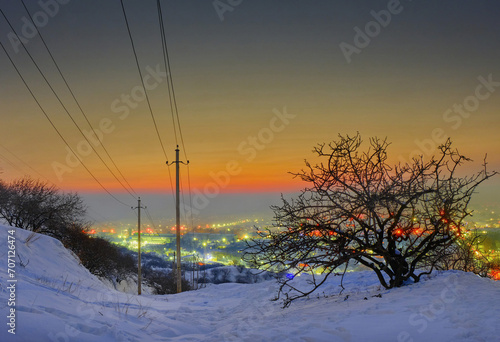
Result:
[1, 225, 499, 342]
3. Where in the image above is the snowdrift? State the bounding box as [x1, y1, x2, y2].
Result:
[1, 224, 500, 342]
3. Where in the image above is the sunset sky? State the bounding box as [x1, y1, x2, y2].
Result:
[1, 1, 499, 222]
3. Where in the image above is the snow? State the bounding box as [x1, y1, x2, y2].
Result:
[1, 224, 500, 342]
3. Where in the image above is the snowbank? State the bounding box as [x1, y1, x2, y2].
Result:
[1, 225, 499, 341]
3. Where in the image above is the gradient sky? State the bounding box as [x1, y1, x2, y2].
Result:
[0, 0, 499, 222]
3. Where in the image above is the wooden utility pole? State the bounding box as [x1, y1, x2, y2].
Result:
[167, 146, 188, 293]
[132, 197, 146, 295]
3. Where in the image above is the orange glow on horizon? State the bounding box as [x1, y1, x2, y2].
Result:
[59, 174, 304, 195]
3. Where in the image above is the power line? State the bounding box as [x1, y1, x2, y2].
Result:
[86, 207, 114, 225]
[20, 0, 138, 198]
[0, 151, 25, 175]
[0, 39, 132, 208]
[144, 206, 159, 232]
[186, 163, 195, 230]
[119, 0, 169, 161]
[157, 0, 187, 160]
[179, 167, 187, 226]
[119, 0, 176, 200]
[179, 163, 195, 233]
[156, 1, 193, 228]
[0, 7, 137, 200]
[156, 0, 178, 146]
[0, 143, 55, 185]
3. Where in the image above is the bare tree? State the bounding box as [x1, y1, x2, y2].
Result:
[0, 177, 88, 239]
[432, 227, 491, 276]
[244, 134, 496, 307]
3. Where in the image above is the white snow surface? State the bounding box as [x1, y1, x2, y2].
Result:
[1, 225, 500, 342]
